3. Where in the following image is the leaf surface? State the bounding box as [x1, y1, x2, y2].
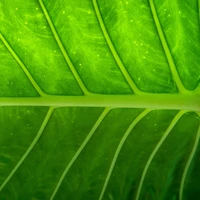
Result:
[0, 0, 200, 200]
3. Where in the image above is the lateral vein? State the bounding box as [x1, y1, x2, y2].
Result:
[135, 110, 186, 200]
[0, 107, 54, 192]
[198, 0, 200, 27]
[149, 0, 187, 94]
[50, 107, 110, 200]
[92, 0, 141, 94]
[98, 109, 151, 200]
[0, 33, 46, 97]
[179, 119, 200, 200]
[38, 0, 90, 95]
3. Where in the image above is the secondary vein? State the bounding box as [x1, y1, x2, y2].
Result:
[135, 110, 186, 200]
[38, 0, 90, 95]
[0, 33, 46, 97]
[179, 119, 200, 200]
[50, 107, 110, 200]
[98, 109, 151, 200]
[0, 107, 54, 192]
[198, 0, 200, 27]
[92, 0, 141, 94]
[149, 0, 188, 94]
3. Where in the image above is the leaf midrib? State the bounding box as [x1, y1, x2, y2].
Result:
[0, 94, 199, 111]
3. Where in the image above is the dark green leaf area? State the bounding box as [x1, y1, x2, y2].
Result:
[0, 107, 49, 199]
[0, 107, 103, 199]
[140, 112, 200, 200]
[184, 145, 200, 200]
[102, 110, 177, 200]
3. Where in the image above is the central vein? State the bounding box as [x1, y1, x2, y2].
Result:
[0, 94, 199, 111]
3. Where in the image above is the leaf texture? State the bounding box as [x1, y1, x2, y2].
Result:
[0, 0, 200, 200]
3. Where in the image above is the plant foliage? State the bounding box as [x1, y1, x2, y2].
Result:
[0, 0, 200, 199]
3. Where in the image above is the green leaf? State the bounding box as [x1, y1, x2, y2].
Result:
[0, 0, 200, 200]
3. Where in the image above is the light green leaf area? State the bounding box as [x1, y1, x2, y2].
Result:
[0, 0, 200, 200]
